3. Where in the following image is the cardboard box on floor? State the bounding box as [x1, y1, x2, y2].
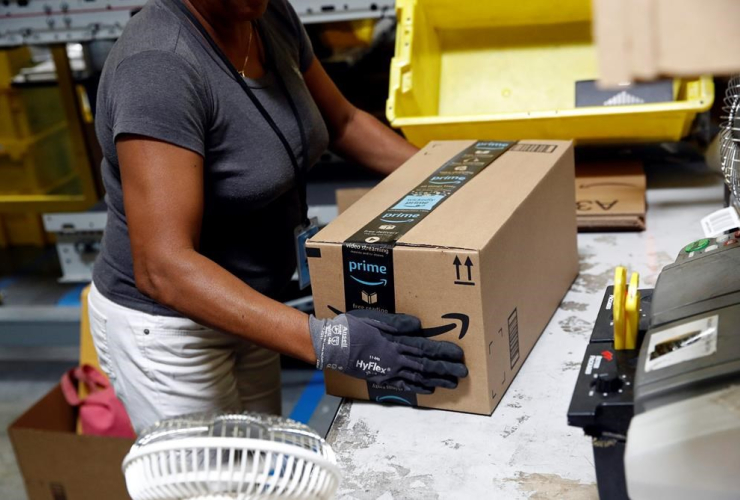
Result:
[576, 161, 646, 231]
[8, 384, 134, 500]
[308, 140, 579, 415]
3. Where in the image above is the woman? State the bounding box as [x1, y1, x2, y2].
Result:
[89, 0, 468, 433]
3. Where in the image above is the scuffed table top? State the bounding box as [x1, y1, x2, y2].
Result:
[326, 163, 725, 499]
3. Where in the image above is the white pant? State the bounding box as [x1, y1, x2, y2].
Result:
[88, 284, 282, 434]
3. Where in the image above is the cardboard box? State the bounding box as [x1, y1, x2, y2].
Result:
[307, 140, 579, 415]
[576, 161, 646, 231]
[594, 0, 740, 85]
[9, 384, 134, 500]
[336, 187, 372, 215]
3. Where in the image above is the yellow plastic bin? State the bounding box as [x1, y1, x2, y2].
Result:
[387, 0, 714, 146]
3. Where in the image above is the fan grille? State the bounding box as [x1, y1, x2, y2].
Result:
[720, 76, 740, 198]
[123, 413, 340, 500]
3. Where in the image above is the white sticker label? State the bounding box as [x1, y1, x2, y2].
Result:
[606, 294, 614, 310]
[645, 315, 718, 372]
[701, 207, 740, 238]
[585, 355, 603, 375]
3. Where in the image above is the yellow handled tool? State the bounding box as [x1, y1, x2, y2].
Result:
[613, 266, 627, 350]
[625, 272, 641, 350]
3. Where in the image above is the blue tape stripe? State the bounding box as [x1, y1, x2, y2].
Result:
[288, 370, 326, 424]
[56, 283, 88, 307]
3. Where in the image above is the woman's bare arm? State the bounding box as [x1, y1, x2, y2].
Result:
[117, 135, 316, 363]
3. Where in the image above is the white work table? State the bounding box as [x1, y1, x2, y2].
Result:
[326, 160, 725, 499]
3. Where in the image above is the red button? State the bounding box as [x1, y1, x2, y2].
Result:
[725, 239, 738, 246]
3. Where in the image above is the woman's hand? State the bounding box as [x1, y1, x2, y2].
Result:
[309, 310, 468, 394]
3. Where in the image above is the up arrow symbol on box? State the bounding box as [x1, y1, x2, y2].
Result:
[453, 256, 475, 286]
[464, 257, 473, 281]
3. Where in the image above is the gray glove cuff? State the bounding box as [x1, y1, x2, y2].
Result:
[309, 315, 351, 372]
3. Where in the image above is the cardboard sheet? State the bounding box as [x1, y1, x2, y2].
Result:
[594, 0, 740, 84]
[576, 161, 646, 231]
[8, 385, 134, 500]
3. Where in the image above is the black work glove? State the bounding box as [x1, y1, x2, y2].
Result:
[309, 310, 468, 395]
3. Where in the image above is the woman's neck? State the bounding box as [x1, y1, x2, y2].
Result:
[182, 0, 254, 56]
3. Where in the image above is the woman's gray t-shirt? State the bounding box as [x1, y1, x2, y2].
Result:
[93, 0, 329, 316]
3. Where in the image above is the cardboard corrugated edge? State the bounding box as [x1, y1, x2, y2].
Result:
[578, 216, 646, 231]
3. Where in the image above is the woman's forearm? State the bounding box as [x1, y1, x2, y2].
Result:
[138, 247, 316, 364]
[332, 109, 419, 175]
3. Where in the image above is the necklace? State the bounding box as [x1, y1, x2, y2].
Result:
[237, 21, 254, 78]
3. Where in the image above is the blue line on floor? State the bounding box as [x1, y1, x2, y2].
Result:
[0, 277, 16, 289]
[289, 370, 326, 424]
[56, 283, 88, 307]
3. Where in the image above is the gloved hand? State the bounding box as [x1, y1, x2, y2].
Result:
[309, 310, 468, 394]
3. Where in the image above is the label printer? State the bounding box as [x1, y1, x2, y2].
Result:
[568, 235, 740, 500]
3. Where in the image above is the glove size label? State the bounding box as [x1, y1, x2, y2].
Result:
[341, 141, 515, 405]
[316, 320, 350, 372]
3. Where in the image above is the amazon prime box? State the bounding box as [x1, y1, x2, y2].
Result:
[307, 140, 578, 415]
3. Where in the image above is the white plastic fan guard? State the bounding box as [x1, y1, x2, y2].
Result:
[720, 76, 740, 198]
[123, 436, 341, 500]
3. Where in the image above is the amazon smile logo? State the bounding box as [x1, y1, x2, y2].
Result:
[350, 276, 388, 286]
[327, 306, 469, 340]
[348, 260, 388, 287]
[420, 313, 470, 340]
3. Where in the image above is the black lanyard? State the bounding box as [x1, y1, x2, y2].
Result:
[170, 0, 310, 226]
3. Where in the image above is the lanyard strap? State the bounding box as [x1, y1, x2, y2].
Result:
[170, 0, 310, 226]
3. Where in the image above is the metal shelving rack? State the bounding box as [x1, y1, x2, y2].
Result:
[0, 0, 395, 46]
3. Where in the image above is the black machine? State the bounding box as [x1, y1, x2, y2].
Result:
[568, 235, 740, 500]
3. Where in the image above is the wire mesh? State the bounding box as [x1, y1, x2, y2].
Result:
[720, 76, 740, 198]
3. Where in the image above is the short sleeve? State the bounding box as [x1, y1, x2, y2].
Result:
[294, 11, 315, 72]
[272, 0, 315, 72]
[109, 50, 209, 157]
